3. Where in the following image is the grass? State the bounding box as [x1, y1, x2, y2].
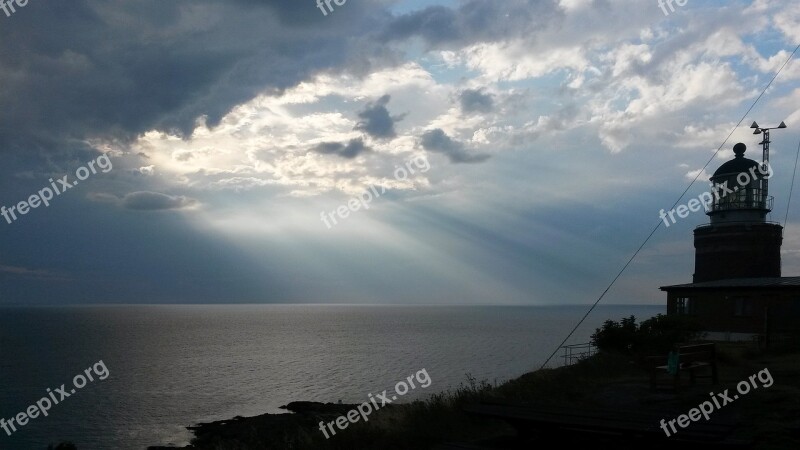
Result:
[278, 352, 647, 450]
[286, 345, 800, 450]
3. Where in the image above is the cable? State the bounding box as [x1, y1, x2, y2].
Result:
[539, 42, 800, 370]
[784, 139, 800, 229]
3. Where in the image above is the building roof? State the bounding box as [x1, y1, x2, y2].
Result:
[660, 277, 800, 291]
[711, 143, 760, 179]
[712, 155, 760, 178]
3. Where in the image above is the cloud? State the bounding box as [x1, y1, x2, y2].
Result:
[354, 95, 404, 139]
[459, 88, 494, 114]
[89, 191, 198, 211]
[0, 0, 392, 158]
[0, 265, 68, 281]
[420, 129, 490, 164]
[174, 152, 195, 162]
[311, 138, 371, 159]
[122, 192, 198, 210]
[127, 165, 155, 176]
[2, 0, 798, 306]
[381, 1, 561, 49]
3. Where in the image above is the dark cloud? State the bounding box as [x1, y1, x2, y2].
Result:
[459, 88, 494, 114]
[312, 138, 371, 159]
[0, 0, 557, 171]
[354, 95, 404, 139]
[89, 191, 197, 211]
[174, 152, 195, 162]
[0, 265, 68, 281]
[419, 129, 490, 164]
[382, 6, 461, 46]
[122, 191, 197, 210]
[0, 0, 391, 158]
[381, 0, 561, 48]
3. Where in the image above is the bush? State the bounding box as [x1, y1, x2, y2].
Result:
[591, 315, 639, 354]
[637, 314, 704, 353]
[591, 314, 704, 355]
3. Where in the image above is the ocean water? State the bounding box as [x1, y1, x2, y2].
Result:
[0, 304, 662, 450]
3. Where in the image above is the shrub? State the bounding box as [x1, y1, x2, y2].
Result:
[637, 313, 704, 353]
[591, 314, 704, 355]
[590, 315, 639, 354]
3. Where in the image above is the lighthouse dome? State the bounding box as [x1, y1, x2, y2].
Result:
[712, 143, 760, 180]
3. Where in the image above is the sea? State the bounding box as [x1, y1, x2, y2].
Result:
[0, 304, 663, 450]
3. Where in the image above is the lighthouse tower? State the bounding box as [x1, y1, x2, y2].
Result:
[662, 123, 800, 339]
[692, 142, 783, 282]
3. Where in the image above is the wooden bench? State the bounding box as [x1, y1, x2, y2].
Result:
[647, 343, 719, 391]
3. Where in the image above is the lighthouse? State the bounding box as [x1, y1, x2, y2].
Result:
[661, 124, 800, 342]
[693, 142, 783, 283]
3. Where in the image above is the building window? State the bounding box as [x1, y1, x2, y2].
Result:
[676, 297, 694, 315]
[733, 297, 754, 317]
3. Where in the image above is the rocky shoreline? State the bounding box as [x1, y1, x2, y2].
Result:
[147, 401, 366, 450]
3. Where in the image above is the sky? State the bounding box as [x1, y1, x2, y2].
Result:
[1, 0, 799, 305]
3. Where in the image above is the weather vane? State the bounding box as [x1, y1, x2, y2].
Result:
[750, 121, 787, 200]
[751, 121, 787, 167]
